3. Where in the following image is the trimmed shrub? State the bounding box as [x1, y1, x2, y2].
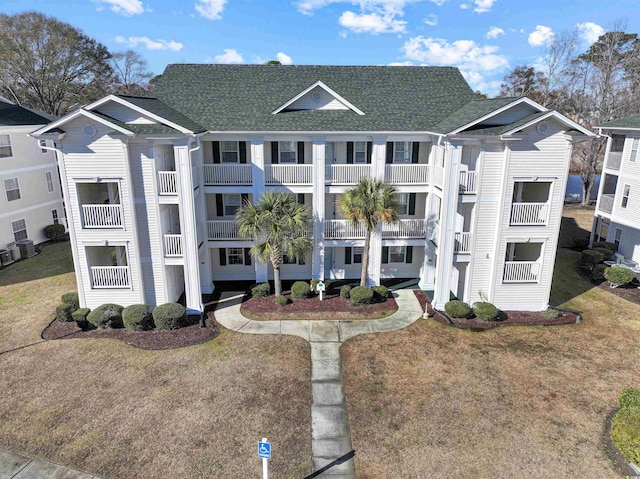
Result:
[592, 241, 617, 252]
[340, 285, 352, 299]
[591, 264, 607, 282]
[55, 303, 75, 322]
[72, 308, 91, 330]
[87, 304, 124, 329]
[122, 304, 153, 331]
[274, 295, 288, 307]
[573, 237, 589, 250]
[43, 223, 66, 241]
[251, 282, 270, 298]
[61, 292, 79, 311]
[611, 409, 640, 465]
[291, 281, 311, 300]
[152, 302, 186, 330]
[349, 286, 374, 306]
[473, 302, 499, 321]
[619, 388, 640, 411]
[604, 266, 635, 288]
[371, 285, 389, 302]
[445, 300, 472, 318]
[543, 308, 560, 319]
[580, 249, 605, 270]
[593, 247, 614, 262]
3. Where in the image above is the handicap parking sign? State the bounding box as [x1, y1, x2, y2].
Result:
[258, 441, 271, 459]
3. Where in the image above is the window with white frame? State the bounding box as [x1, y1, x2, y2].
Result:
[614, 228, 622, 251]
[12, 219, 27, 241]
[279, 141, 296, 163]
[4, 177, 20, 201]
[227, 247, 244, 265]
[221, 141, 239, 163]
[45, 171, 54, 192]
[354, 142, 367, 163]
[389, 246, 406, 263]
[52, 209, 59, 225]
[40, 140, 47, 154]
[223, 194, 242, 216]
[394, 142, 411, 163]
[630, 139, 639, 163]
[621, 184, 630, 208]
[0, 135, 12, 158]
[352, 247, 363, 264]
[396, 193, 409, 215]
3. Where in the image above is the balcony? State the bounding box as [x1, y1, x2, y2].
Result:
[606, 152, 622, 171]
[503, 261, 540, 283]
[327, 164, 371, 185]
[265, 164, 312, 185]
[384, 164, 429, 184]
[324, 219, 426, 240]
[82, 204, 123, 228]
[208, 220, 239, 240]
[158, 171, 178, 195]
[381, 219, 426, 238]
[163, 234, 183, 257]
[203, 164, 252, 185]
[459, 171, 478, 194]
[510, 203, 549, 226]
[454, 232, 472, 253]
[90, 266, 130, 288]
[599, 193, 614, 214]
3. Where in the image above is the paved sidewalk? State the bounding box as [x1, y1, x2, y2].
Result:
[0, 448, 98, 479]
[214, 289, 423, 478]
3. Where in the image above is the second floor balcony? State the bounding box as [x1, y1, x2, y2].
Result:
[606, 151, 622, 171]
[82, 204, 123, 228]
[510, 202, 549, 226]
[158, 171, 178, 195]
[599, 193, 615, 214]
[163, 234, 183, 257]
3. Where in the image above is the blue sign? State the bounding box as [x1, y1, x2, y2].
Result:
[258, 441, 271, 459]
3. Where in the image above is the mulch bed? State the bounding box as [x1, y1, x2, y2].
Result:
[576, 265, 640, 305]
[430, 309, 579, 331]
[41, 316, 219, 350]
[241, 291, 398, 321]
[604, 408, 640, 477]
[413, 289, 432, 315]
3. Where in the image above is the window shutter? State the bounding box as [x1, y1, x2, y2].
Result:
[216, 195, 224, 217]
[271, 142, 279, 164]
[386, 142, 394, 164]
[239, 142, 247, 164]
[406, 246, 413, 263]
[346, 142, 354, 164]
[367, 141, 373, 164]
[345, 247, 352, 265]
[297, 142, 305, 164]
[382, 246, 389, 264]
[244, 248, 252, 266]
[408, 193, 416, 215]
[297, 194, 305, 204]
[219, 248, 226, 266]
[411, 142, 420, 164]
[213, 141, 221, 164]
[241, 193, 249, 206]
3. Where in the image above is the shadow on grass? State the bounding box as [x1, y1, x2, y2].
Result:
[0, 241, 74, 287]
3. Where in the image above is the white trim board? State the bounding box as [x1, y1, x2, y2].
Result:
[272, 81, 365, 116]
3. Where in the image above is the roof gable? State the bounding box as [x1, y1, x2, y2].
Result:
[598, 113, 640, 130]
[0, 102, 53, 126]
[273, 81, 364, 115]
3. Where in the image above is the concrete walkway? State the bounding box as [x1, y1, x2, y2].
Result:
[0, 448, 99, 479]
[214, 289, 423, 478]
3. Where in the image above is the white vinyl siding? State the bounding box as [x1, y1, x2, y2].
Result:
[0, 134, 12, 158]
[12, 218, 27, 241]
[45, 171, 54, 192]
[4, 177, 20, 201]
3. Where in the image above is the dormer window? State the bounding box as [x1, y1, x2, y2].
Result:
[221, 141, 239, 163]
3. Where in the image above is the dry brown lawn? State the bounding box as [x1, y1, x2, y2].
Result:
[342, 206, 640, 478]
[0, 242, 311, 478]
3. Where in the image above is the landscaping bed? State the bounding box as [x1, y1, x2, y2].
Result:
[430, 308, 579, 330]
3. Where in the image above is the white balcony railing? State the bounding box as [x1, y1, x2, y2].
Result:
[454, 232, 472, 253]
[158, 171, 178, 195]
[459, 171, 478, 194]
[385, 164, 430, 184]
[82, 204, 123, 228]
[203, 164, 252, 185]
[599, 194, 615, 214]
[324, 219, 426, 239]
[207, 220, 240, 240]
[324, 219, 367, 239]
[164, 234, 183, 257]
[327, 164, 371, 184]
[434, 166, 445, 188]
[90, 266, 130, 288]
[382, 219, 426, 238]
[503, 261, 540, 283]
[606, 152, 622, 171]
[510, 202, 549, 226]
[265, 164, 313, 185]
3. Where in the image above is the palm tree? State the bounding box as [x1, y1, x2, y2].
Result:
[236, 191, 312, 296]
[338, 177, 399, 287]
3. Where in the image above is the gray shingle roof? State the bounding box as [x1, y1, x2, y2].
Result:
[598, 113, 640, 129]
[152, 64, 477, 132]
[434, 97, 520, 133]
[116, 95, 206, 133]
[0, 102, 53, 126]
[461, 111, 549, 135]
[90, 111, 181, 135]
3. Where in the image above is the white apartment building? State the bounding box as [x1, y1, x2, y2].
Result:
[31, 65, 593, 314]
[592, 114, 640, 267]
[0, 98, 64, 250]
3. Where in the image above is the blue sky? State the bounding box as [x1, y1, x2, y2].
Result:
[2, 0, 639, 95]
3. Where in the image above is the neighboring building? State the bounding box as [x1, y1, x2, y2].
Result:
[0, 98, 64, 250]
[592, 114, 640, 266]
[31, 65, 593, 314]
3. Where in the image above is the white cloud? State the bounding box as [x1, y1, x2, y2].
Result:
[528, 25, 555, 47]
[576, 22, 605, 45]
[195, 0, 227, 20]
[115, 36, 183, 51]
[486, 26, 504, 39]
[388, 61, 414, 66]
[214, 48, 244, 64]
[93, 0, 143, 16]
[339, 10, 406, 34]
[471, 0, 496, 13]
[276, 52, 294, 65]
[424, 13, 438, 26]
[429, 0, 448, 5]
[459, 3, 470, 9]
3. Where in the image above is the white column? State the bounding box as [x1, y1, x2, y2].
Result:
[175, 142, 203, 314]
[251, 139, 268, 283]
[312, 138, 326, 280]
[419, 192, 436, 289]
[192, 143, 213, 294]
[433, 142, 462, 309]
[367, 138, 387, 286]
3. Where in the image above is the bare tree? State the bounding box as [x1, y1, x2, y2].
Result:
[111, 50, 154, 96]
